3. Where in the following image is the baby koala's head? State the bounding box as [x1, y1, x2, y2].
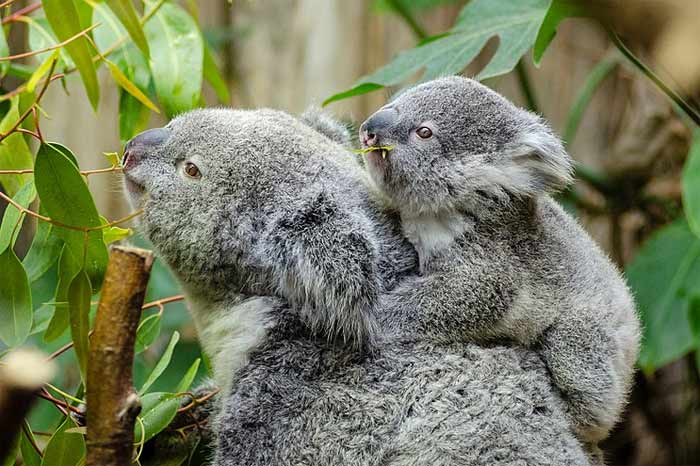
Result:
[122, 108, 337, 299]
[359, 76, 572, 215]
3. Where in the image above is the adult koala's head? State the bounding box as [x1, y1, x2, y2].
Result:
[359, 76, 573, 215]
[122, 108, 345, 300]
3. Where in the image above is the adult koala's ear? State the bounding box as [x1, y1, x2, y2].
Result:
[500, 115, 574, 197]
[301, 106, 353, 147]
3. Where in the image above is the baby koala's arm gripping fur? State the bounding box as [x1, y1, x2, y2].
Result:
[380, 241, 517, 342]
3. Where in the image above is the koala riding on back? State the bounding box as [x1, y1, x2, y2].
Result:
[359, 76, 641, 445]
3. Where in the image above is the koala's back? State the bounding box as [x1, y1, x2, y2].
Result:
[214, 307, 591, 466]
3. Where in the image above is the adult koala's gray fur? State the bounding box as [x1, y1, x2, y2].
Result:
[122, 107, 593, 465]
[359, 76, 641, 444]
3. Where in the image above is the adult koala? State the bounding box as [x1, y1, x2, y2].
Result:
[122, 108, 593, 465]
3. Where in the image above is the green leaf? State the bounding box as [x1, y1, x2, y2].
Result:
[0, 248, 32, 347]
[34, 143, 108, 290]
[627, 220, 700, 371]
[30, 303, 54, 335]
[27, 50, 60, 93]
[106, 59, 160, 112]
[144, 1, 203, 117]
[23, 208, 64, 282]
[68, 270, 91, 381]
[0, 26, 9, 78]
[0, 181, 36, 254]
[105, 0, 150, 58]
[26, 17, 75, 70]
[323, 83, 384, 107]
[175, 357, 200, 393]
[93, 2, 151, 89]
[0, 97, 34, 197]
[119, 90, 152, 144]
[533, 0, 586, 65]
[134, 312, 162, 354]
[44, 245, 81, 342]
[325, 0, 551, 104]
[134, 392, 181, 442]
[140, 331, 180, 394]
[42, 0, 100, 109]
[203, 42, 230, 104]
[682, 128, 700, 239]
[40, 417, 85, 466]
[2, 433, 19, 466]
[20, 425, 43, 466]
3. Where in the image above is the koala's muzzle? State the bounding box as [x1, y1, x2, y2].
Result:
[360, 107, 397, 147]
[123, 127, 170, 170]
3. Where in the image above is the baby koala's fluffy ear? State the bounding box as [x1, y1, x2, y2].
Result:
[502, 115, 574, 196]
[300, 106, 353, 148]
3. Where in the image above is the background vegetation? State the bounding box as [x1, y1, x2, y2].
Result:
[0, 0, 699, 465]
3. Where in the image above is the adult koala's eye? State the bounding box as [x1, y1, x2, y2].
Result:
[184, 162, 201, 179]
[416, 127, 433, 139]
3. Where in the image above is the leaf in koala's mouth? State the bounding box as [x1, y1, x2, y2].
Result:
[353, 146, 394, 159]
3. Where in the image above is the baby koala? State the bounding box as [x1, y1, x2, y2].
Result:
[359, 76, 640, 444]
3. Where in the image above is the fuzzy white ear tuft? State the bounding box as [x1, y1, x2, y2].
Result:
[503, 119, 573, 196]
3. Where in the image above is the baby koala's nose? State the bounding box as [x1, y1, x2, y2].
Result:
[360, 107, 397, 147]
[123, 127, 170, 169]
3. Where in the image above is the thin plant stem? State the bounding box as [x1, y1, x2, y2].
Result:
[515, 60, 540, 113]
[385, 0, 427, 40]
[609, 30, 700, 127]
[0, 23, 99, 61]
[0, 58, 58, 142]
[564, 55, 618, 146]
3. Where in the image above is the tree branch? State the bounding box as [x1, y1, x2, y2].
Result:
[86, 246, 154, 466]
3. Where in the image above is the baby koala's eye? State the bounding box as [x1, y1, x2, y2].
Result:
[184, 162, 201, 179]
[416, 127, 433, 139]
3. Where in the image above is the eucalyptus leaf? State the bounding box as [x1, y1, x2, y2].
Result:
[140, 331, 180, 394]
[93, 2, 152, 90]
[175, 358, 201, 393]
[23, 208, 64, 282]
[0, 26, 9, 77]
[0, 181, 36, 254]
[0, 97, 33, 197]
[44, 246, 80, 342]
[40, 417, 85, 466]
[105, 0, 150, 58]
[34, 143, 108, 290]
[144, 1, 203, 117]
[68, 270, 92, 381]
[42, 0, 100, 109]
[119, 90, 152, 144]
[20, 425, 42, 466]
[134, 392, 181, 443]
[203, 42, 230, 104]
[134, 312, 162, 354]
[0, 248, 32, 347]
[26, 17, 75, 69]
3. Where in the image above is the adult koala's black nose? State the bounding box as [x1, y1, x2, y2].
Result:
[123, 127, 170, 169]
[360, 107, 397, 147]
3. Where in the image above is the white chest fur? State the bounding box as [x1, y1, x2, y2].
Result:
[186, 294, 274, 396]
[401, 211, 471, 270]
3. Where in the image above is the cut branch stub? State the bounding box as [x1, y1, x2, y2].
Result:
[86, 246, 154, 466]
